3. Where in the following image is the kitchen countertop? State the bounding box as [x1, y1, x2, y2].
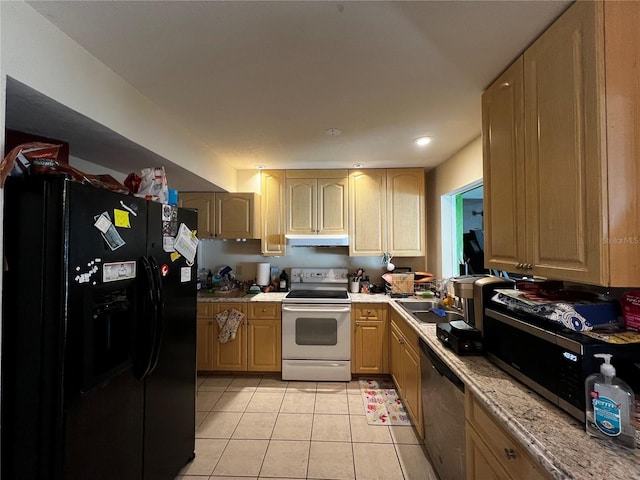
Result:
[390, 297, 639, 480]
[197, 291, 288, 302]
[197, 291, 639, 478]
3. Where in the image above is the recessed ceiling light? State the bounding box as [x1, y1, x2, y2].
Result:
[414, 136, 432, 147]
[255, 165, 266, 169]
[325, 128, 342, 136]
[353, 163, 365, 168]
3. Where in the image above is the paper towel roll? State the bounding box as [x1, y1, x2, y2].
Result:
[256, 262, 271, 286]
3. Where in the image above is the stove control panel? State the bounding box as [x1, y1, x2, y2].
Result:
[290, 268, 349, 284]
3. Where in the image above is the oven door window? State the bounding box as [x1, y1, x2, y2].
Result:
[295, 317, 338, 346]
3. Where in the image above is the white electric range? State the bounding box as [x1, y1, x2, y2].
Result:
[281, 268, 351, 381]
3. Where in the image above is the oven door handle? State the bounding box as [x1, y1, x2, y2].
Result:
[282, 305, 351, 313]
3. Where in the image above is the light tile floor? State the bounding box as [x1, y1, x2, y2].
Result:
[176, 374, 438, 480]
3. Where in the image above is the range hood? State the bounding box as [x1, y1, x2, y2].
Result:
[285, 234, 349, 247]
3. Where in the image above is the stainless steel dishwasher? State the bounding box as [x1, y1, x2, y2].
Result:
[420, 338, 466, 480]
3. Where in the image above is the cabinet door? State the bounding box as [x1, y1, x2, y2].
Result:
[389, 321, 403, 393]
[261, 170, 286, 256]
[349, 169, 386, 256]
[215, 193, 259, 239]
[286, 178, 316, 234]
[247, 319, 281, 372]
[401, 343, 423, 437]
[179, 193, 215, 238]
[386, 168, 425, 256]
[482, 58, 526, 273]
[317, 177, 348, 234]
[523, 0, 604, 284]
[353, 320, 388, 375]
[212, 303, 248, 371]
[466, 426, 509, 480]
[196, 318, 215, 371]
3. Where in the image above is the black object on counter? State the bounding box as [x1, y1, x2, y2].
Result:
[279, 269, 289, 291]
[436, 321, 484, 355]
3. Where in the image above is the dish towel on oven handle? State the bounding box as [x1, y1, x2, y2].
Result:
[215, 308, 245, 343]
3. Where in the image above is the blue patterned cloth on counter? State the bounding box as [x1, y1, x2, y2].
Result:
[492, 291, 595, 331]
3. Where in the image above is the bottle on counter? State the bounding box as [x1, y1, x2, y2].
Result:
[585, 353, 637, 448]
[279, 269, 289, 292]
[206, 270, 213, 290]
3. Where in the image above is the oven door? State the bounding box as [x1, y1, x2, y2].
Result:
[281, 303, 351, 360]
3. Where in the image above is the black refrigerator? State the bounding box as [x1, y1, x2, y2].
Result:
[1, 175, 197, 480]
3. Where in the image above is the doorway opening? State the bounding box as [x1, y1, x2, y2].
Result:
[441, 181, 487, 278]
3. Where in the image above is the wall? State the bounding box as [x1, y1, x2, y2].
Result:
[425, 136, 483, 278]
[0, 1, 237, 192]
[198, 240, 425, 287]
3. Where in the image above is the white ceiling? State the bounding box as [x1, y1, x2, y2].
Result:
[11, 1, 570, 184]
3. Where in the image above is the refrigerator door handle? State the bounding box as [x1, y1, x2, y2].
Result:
[147, 256, 165, 375]
[135, 256, 159, 380]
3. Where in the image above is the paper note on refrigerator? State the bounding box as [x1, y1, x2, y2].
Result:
[174, 223, 198, 264]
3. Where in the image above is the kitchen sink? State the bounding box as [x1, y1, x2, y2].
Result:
[395, 300, 441, 311]
[395, 300, 464, 324]
[412, 310, 464, 323]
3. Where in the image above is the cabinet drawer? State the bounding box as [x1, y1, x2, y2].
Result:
[197, 303, 214, 318]
[248, 302, 281, 319]
[465, 392, 551, 480]
[353, 304, 387, 321]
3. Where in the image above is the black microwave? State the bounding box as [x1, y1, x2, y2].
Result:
[483, 307, 640, 422]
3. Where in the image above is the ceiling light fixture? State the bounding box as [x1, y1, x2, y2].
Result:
[414, 136, 432, 147]
[255, 165, 266, 170]
[353, 163, 365, 168]
[325, 128, 342, 136]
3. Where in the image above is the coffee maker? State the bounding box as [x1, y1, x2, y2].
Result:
[435, 276, 489, 355]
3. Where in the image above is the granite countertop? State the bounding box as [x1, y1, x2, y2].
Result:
[195, 291, 639, 478]
[389, 298, 640, 480]
[197, 291, 288, 302]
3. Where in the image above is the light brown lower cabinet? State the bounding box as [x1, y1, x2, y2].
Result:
[196, 302, 281, 373]
[247, 303, 281, 372]
[211, 303, 248, 371]
[465, 391, 552, 480]
[351, 304, 388, 374]
[196, 304, 215, 371]
[389, 309, 423, 438]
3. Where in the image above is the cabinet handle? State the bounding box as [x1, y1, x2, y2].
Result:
[399, 338, 405, 344]
[262, 308, 266, 312]
[527, 263, 533, 270]
[504, 448, 517, 460]
[516, 263, 522, 269]
[356, 322, 360, 327]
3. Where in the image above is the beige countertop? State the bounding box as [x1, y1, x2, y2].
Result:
[197, 291, 288, 302]
[390, 297, 640, 480]
[197, 292, 639, 478]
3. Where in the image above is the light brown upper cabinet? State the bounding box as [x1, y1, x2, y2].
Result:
[260, 170, 286, 256]
[386, 169, 426, 257]
[349, 168, 425, 257]
[179, 192, 260, 239]
[215, 193, 261, 239]
[482, 0, 640, 286]
[179, 192, 215, 238]
[285, 170, 348, 235]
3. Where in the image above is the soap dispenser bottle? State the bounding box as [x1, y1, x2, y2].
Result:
[585, 353, 637, 448]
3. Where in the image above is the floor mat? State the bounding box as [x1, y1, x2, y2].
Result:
[359, 378, 412, 426]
